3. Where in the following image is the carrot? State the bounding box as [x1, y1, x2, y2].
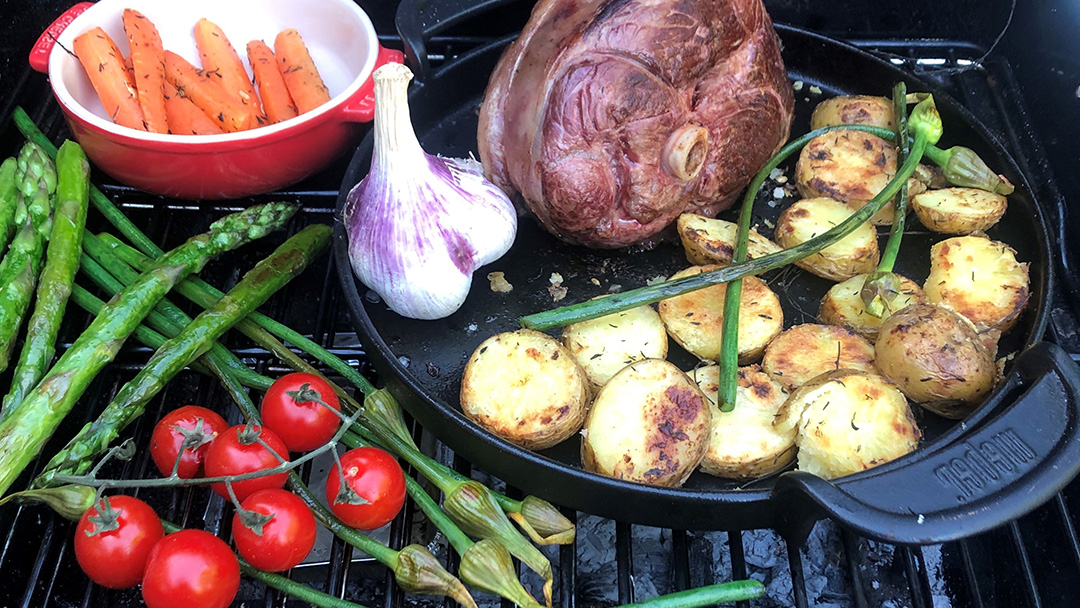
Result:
[72, 27, 146, 130]
[122, 9, 169, 134]
[274, 28, 331, 114]
[163, 50, 258, 133]
[246, 40, 298, 124]
[163, 81, 225, 135]
[193, 18, 266, 122]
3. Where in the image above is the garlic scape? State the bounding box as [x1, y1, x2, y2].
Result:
[344, 63, 517, 320]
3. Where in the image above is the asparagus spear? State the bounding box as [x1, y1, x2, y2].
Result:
[36, 224, 331, 484]
[0, 158, 19, 252]
[1, 142, 90, 419]
[0, 202, 296, 497]
[0, 143, 56, 372]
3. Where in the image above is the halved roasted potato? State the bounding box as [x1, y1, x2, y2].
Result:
[676, 213, 782, 266]
[810, 95, 895, 130]
[582, 359, 711, 487]
[912, 187, 1008, 234]
[773, 369, 921, 480]
[658, 266, 783, 363]
[461, 329, 589, 450]
[875, 303, 997, 419]
[819, 272, 926, 341]
[762, 323, 877, 391]
[561, 303, 668, 391]
[774, 197, 880, 281]
[692, 365, 795, 480]
[923, 235, 1030, 332]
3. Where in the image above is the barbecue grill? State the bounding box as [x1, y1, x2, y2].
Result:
[2, 0, 1079, 606]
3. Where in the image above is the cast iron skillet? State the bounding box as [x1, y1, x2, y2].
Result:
[333, 1, 1080, 543]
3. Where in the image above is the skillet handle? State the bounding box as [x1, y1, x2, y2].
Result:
[395, 0, 524, 81]
[773, 342, 1080, 545]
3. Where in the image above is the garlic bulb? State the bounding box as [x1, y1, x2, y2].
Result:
[344, 63, 517, 320]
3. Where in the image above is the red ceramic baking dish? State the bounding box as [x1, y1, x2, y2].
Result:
[29, 0, 402, 200]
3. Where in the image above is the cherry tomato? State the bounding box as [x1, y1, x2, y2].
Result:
[74, 495, 164, 589]
[260, 372, 341, 452]
[141, 529, 239, 608]
[149, 405, 229, 479]
[324, 447, 406, 530]
[232, 489, 316, 572]
[203, 424, 290, 501]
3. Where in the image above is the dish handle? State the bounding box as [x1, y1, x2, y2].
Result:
[772, 341, 1080, 545]
[339, 45, 406, 123]
[29, 2, 94, 74]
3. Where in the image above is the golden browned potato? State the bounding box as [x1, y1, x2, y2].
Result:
[773, 370, 921, 480]
[762, 323, 877, 391]
[774, 197, 880, 281]
[561, 304, 668, 391]
[912, 187, 1008, 234]
[460, 329, 589, 450]
[692, 365, 795, 480]
[923, 235, 1030, 332]
[810, 95, 895, 130]
[676, 213, 782, 266]
[874, 303, 997, 418]
[795, 130, 927, 225]
[658, 266, 783, 364]
[582, 359, 711, 487]
[819, 273, 926, 341]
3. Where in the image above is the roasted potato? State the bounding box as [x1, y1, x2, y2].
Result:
[561, 303, 668, 391]
[582, 359, 711, 487]
[923, 235, 1030, 331]
[795, 130, 927, 225]
[773, 370, 921, 480]
[762, 323, 877, 391]
[874, 303, 997, 418]
[912, 187, 1008, 234]
[774, 197, 880, 281]
[692, 365, 795, 479]
[658, 266, 783, 363]
[676, 213, 782, 266]
[460, 329, 589, 450]
[819, 272, 926, 341]
[810, 95, 895, 130]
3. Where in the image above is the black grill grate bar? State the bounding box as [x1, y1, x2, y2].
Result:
[727, 530, 750, 608]
[616, 522, 635, 604]
[558, 509, 577, 608]
[1053, 493, 1080, 574]
[957, 539, 988, 608]
[785, 536, 810, 608]
[899, 545, 934, 608]
[838, 527, 869, 608]
[671, 530, 691, 592]
[1008, 521, 1043, 608]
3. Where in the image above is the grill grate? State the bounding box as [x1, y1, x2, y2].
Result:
[1, 7, 1079, 608]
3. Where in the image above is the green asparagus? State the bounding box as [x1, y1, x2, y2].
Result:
[36, 224, 330, 484]
[0, 143, 56, 371]
[2, 142, 90, 419]
[0, 158, 18, 252]
[0, 202, 296, 496]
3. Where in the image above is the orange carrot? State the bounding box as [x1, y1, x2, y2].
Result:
[163, 50, 258, 133]
[163, 81, 224, 135]
[72, 27, 146, 130]
[122, 9, 168, 134]
[246, 40, 298, 124]
[274, 28, 331, 114]
[193, 18, 265, 121]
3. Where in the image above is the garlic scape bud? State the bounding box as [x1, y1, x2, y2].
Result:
[0, 484, 96, 521]
[459, 539, 545, 608]
[344, 63, 517, 320]
[509, 495, 576, 545]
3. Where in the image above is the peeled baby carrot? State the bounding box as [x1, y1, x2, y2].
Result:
[72, 27, 146, 130]
[122, 9, 168, 134]
[163, 50, 258, 133]
[193, 18, 266, 122]
[246, 40, 298, 124]
[274, 28, 331, 114]
[163, 81, 224, 135]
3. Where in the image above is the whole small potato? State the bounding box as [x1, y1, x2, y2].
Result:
[810, 95, 895, 130]
[582, 359, 711, 487]
[775, 197, 880, 281]
[819, 272, 926, 341]
[875, 304, 997, 418]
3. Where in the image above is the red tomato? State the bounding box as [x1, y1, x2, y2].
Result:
[149, 405, 229, 478]
[232, 489, 317, 572]
[203, 424, 290, 501]
[260, 372, 342, 452]
[141, 529, 239, 608]
[324, 447, 406, 530]
[74, 495, 164, 589]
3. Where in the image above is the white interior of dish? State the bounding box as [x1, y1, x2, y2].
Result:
[48, 0, 378, 142]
